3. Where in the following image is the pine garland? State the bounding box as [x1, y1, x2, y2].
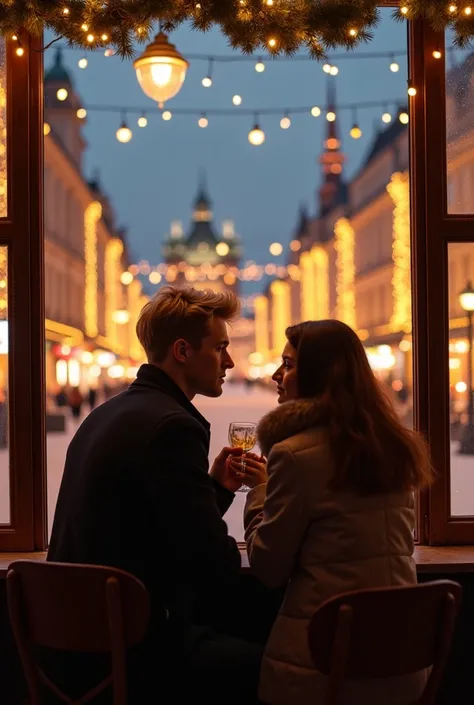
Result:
[0, 0, 472, 59]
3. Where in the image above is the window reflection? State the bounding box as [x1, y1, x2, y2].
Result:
[449, 243, 474, 516]
[446, 44, 474, 214]
[0, 246, 10, 524]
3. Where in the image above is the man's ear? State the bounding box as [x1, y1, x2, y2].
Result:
[172, 338, 189, 364]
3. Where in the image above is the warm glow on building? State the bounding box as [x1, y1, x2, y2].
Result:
[254, 294, 269, 359]
[84, 201, 102, 338]
[300, 251, 316, 320]
[334, 218, 356, 329]
[387, 171, 411, 333]
[311, 245, 329, 319]
[270, 279, 291, 353]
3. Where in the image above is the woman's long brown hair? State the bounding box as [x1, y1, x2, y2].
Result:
[286, 320, 433, 495]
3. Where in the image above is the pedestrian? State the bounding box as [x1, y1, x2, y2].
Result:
[87, 387, 97, 411]
[68, 386, 83, 420]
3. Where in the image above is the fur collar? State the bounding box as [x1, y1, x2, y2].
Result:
[257, 398, 325, 456]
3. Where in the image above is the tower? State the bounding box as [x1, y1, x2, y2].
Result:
[318, 77, 346, 217]
[163, 176, 241, 294]
[44, 48, 86, 169]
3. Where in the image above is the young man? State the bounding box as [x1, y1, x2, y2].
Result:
[47, 286, 263, 704]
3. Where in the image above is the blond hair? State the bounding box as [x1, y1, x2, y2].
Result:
[136, 286, 240, 363]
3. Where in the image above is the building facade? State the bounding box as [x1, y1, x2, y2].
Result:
[41, 49, 146, 402]
[254, 58, 474, 425]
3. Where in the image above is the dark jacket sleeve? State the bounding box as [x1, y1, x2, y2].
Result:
[146, 416, 241, 586]
[212, 478, 235, 517]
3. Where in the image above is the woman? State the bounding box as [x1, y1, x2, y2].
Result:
[241, 320, 432, 705]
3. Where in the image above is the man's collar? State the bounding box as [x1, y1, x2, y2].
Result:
[132, 364, 210, 432]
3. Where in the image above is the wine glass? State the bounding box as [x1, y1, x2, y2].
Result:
[228, 421, 257, 492]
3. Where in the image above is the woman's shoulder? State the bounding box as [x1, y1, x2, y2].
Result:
[257, 397, 326, 457]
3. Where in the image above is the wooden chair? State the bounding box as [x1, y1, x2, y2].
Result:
[308, 580, 462, 705]
[6, 560, 151, 705]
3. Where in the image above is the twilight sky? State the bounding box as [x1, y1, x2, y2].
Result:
[45, 9, 418, 292]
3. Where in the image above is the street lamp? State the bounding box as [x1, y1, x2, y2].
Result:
[133, 32, 189, 108]
[459, 280, 474, 454]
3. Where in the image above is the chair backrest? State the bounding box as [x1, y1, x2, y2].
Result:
[308, 580, 462, 705]
[7, 560, 151, 705]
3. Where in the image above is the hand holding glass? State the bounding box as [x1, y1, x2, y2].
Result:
[228, 422, 257, 492]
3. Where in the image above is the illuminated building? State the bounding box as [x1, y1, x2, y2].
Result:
[42, 49, 146, 397]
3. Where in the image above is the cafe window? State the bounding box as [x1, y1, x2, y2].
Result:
[1, 14, 474, 550]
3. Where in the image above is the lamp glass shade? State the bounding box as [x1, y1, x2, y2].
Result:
[134, 32, 188, 105]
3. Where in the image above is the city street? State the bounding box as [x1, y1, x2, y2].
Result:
[0, 383, 473, 537]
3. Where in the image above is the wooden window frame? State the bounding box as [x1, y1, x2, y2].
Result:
[0, 32, 46, 550]
[0, 10, 469, 549]
[408, 20, 474, 544]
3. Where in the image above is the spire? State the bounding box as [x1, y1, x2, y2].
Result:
[318, 76, 346, 217]
[296, 203, 309, 236]
[193, 171, 213, 222]
[194, 168, 211, 207]
[45, 47, 74, 85]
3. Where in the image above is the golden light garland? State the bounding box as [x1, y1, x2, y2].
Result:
[84, 201, 102, 339]
[387, 170, 411, 333]
[334, 217, 356, 329]
[312, 245, 330, 320]
[5, 1, 474, 58]
[105, 237, 124, 348]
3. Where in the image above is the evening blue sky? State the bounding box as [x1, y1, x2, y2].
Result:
[45, 10, 418, 292]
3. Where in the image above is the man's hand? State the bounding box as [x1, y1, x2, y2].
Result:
[210, 446, 244, 493]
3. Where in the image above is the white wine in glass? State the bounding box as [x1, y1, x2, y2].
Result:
[228, 422, 257, 492]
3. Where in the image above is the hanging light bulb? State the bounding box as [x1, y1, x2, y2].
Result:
[43, 123, 51, 136]
[255, 59, 265, 72]
[399, 111, 409, 124]
[449, 4, 457, 12]
[162, 110, 172, 121]
[15, 46, 24, 57]
[280, 115, 291, 129]
[232, 94, 242, 106]
[390, 55, 400, 72]
[267, 37, 277, 49]
[202, 58, 214, 87]
[116, 120, 132, 143]
[382, 111, 392, 123]
[104, 48, 116, 57]
[350, 124, 362, 139]
[330, 66, 339, 76]
[198, 114, 209, 128]
[408, 84, 417, 96]
[138, 115, 148, 127]
[56, 88, 68, 101]
[76, 108, 87, 119]
[323, 63, 331, 73]
[465, 6, 472, 14]
[248, 123, 265, 146]
[134, 31, 189, 106]
[433, 49, 442, 59]
[78, 57, 88, 69]
[326, 111, 336, 122]
[311, 106, 321, 117]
